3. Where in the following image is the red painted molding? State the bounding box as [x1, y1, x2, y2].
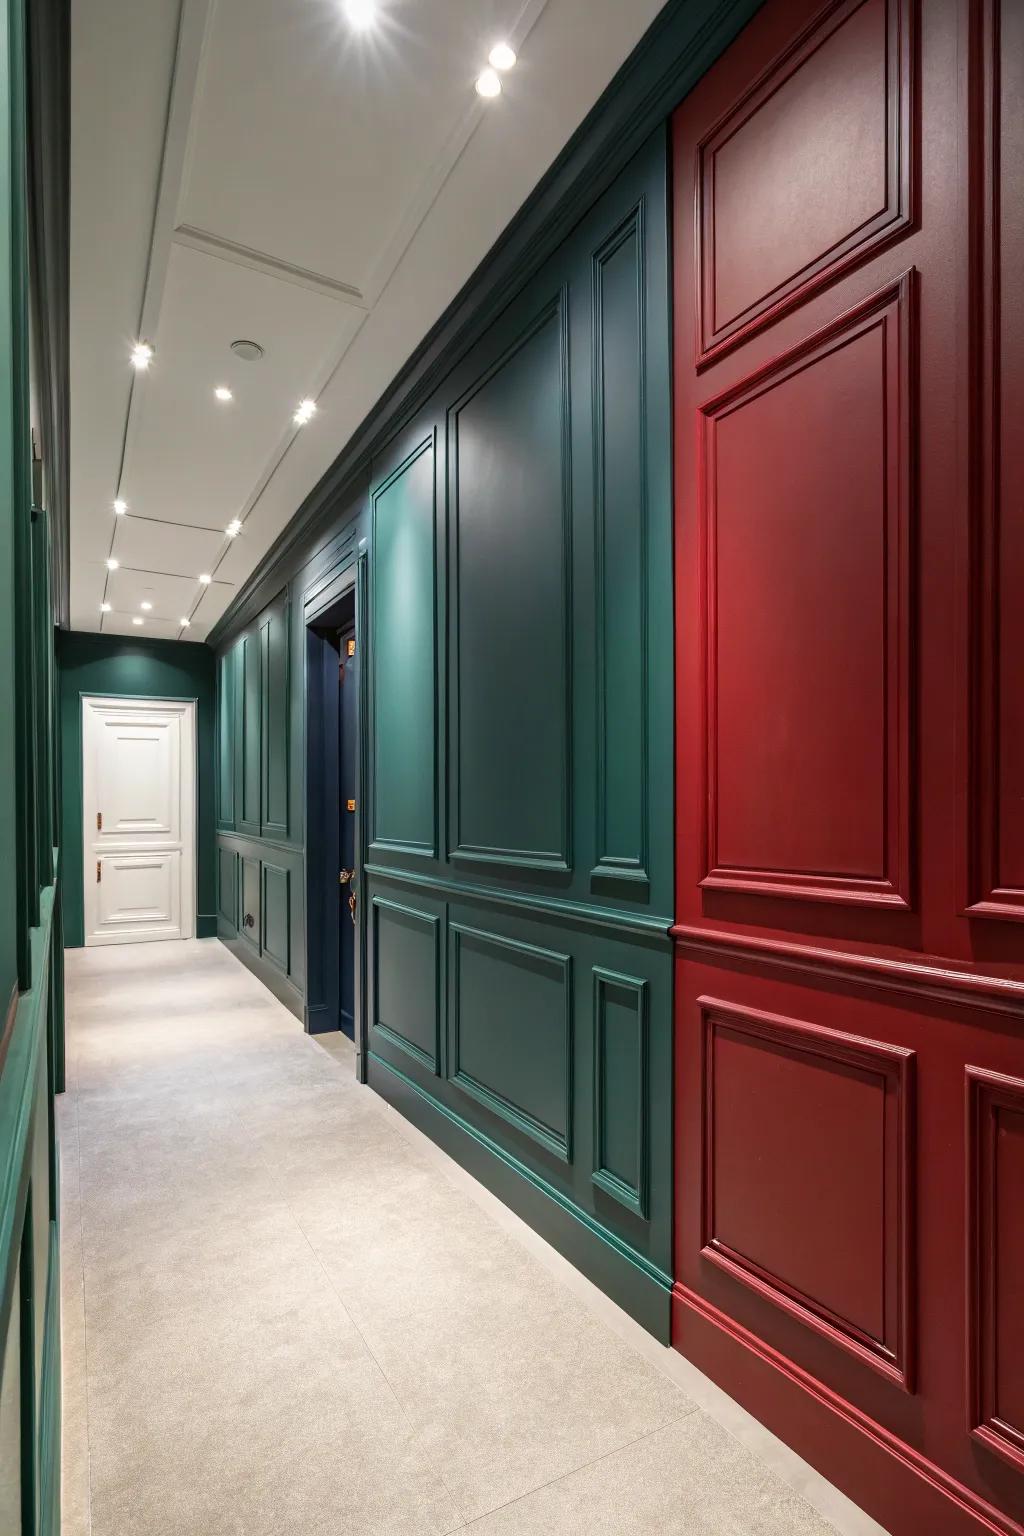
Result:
[694, 0, 915, 367]
[698, 995, 914, 1389]
[966, 1065, 1024, 1472]
[672, 924, 1024, 1021]
[697, 273, 915, 911]
[673, 1282, 1024, 1536]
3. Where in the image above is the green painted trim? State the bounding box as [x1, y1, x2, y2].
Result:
[37, 1219, 61, 1536]
[196, 913, 218, 939]
[370, 895, 441, 1073]
[592, 967, 650, 1219]
[448, 921, 573, 1163]
[368, 1051, 672, 1341]
[365, 861, 672, 940]
[208, 0, 766, 650]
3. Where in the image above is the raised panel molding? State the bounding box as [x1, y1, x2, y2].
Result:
[239, 631, 261, 836]
[370, 435, 438, 859]
[591, 204, 651, 890]
[592, 967, 649, 1217]
[964, 0, 1024, 922]
[448, 922, 573, 1161]
[216, 846, 238, 929]
[260, 594, 290, 840]
[240, 855, 260, 952]
[371, 896, 441, 1072]
[216, 649, 235, 829]
[260, 861, 290, 973]
[699, 273, 914, 909]
[448, 293, 573, 873]
[966, 1064, 1024, 1471]
[695, 0, 914, 364]
[700, 996, 914, 1388]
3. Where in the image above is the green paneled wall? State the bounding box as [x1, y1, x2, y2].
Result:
[213, 129, 676, 1336]
[56, 630, 217, 948]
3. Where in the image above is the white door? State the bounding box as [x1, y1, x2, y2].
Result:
[82, 696, 196, 945]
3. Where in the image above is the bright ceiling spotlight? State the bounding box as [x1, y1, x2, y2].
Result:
[199, 573, 212, 585]
[106, 557, 119, 570]
[214, 385, 233, 402]
[293, 398, 317, 426]
[131, 341, 154, 371]
[100, 602, 111, 613]
[180, 617, 191, 628]
[132, 616, 144, 626]
[488, 42, 516, 71]
[226, 518, 242, 537]
[475, 67, 501, 99]
[343, 0, 376, 28]
[113, 498, 127, 515]
[140, 601, 152, 611]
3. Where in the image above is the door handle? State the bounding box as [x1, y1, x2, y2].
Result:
[338, 868, 354, 886]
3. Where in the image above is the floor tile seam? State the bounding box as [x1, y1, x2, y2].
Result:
[456, 1408, 701, 1529]
[249, 1085, 471, 1525]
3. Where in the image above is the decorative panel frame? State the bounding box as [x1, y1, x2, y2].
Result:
[966, 1064, 1024, 1471]
[590, 203, 652, 890]
[592, 966, 649, 1216]
[699, 273, 914, 909]
[447, 292, 574, 874]
[448, 921, 573, 1161]
[699, 996, 915, 1389]
[371, 895, 442, 1073]
[369, 433, 439, 861]
[259, 594, 290, 841]
[260, 861, 290, 973]
[963, 0, 1024, 923]
[695, 0, 915, 366]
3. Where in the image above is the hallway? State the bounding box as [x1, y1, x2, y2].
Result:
[59, 939, 883, 1536]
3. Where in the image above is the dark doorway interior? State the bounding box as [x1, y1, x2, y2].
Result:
[305, 587, 358, 1038]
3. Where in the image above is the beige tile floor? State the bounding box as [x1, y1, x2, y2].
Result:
[59, 937, 890, 1535]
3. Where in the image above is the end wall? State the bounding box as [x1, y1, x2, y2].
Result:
[57, 630, 217, 947]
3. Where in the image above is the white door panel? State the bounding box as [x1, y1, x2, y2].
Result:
[82, 696, 196, 946]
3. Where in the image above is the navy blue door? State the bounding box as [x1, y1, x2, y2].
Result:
[339, 623, 357, 1037]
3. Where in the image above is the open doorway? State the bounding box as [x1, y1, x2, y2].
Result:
[304, 582, 360, 1046]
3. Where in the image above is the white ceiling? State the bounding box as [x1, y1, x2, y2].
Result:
[70, 0, 665, 641]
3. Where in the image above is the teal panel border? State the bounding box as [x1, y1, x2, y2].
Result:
[592, 966, 650, 1218]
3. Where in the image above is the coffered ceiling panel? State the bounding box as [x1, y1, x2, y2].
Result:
[71, 0, 666, 641]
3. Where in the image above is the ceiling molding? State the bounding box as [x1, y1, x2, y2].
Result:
[171, 223, 368, 308]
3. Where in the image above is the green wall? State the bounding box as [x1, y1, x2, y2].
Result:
[57, 630, 217, 948]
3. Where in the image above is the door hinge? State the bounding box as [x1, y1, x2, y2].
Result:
[347, 798, 356, 812]
[96, 810, 103, 831]
[96, 861, 102, 884]
[347, 638, 356, 657]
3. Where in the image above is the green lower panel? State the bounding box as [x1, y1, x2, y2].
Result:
[367, 1052, 672, 1340]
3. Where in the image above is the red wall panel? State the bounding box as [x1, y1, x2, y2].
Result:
[672, 1, 1024, 1533]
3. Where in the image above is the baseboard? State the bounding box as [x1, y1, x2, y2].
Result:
[672, 1283, 1024, 1536]
[219, 936, 304, 1022]
[367, 1052, 672, 1341]
[39, 1220, 61, 1536]
[305, 1001, 340, 1035]
[196, 912, 218, 939]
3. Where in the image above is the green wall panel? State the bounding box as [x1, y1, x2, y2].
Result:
[261, 861, 290, 973]
[371, 896, 440, 1071]
[216, 847, 238, 931]
[370, 438, 436, 857]
[240, 856, 260, 953]
[240, 631, 261, 836]
[449, 298, 571, 870]
[592, 968, 648, 1216]
[216, 648, 236, 829]
[449, 922, 572, 1162]
[260, 594, 289, 839]
[56, 631, 217, 948]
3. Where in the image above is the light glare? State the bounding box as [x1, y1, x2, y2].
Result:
[131, 341, 153, 371]
[106, 558, 119, 571]
[475, 68, 501, 98]
[199, 573, 212, 585]
[214, 385, 233, 402]
[100, 602, 111, 613]
[488, 42, 516, 70]
[293, 398, 317, 426]
[113, 498, 127, 515]
[343, 0, 376, 28]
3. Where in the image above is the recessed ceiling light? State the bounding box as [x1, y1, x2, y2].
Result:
[113, 498, 127, 515]
[488, 42, 516, 70]
[131, 341, 153, 371]
[106, 558, 119, 570]
[100, 602, 111, 613]
[226, 518, 242, 537]
[230, 339, 264, 362]
[140, 601, 152, 611]
[199, 573, 212, 585]
[180, 617, 191, 628]
[343, 0, 376, 29]
[475, 67, 501, 99]
[293, 398, 317, 426]
[214, 386, 233, 402]
[132, 616, 143, 626]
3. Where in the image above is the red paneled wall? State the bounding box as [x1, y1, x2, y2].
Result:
[670, 2, 1024, 1533]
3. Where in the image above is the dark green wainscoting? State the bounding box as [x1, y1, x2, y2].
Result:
[57, 630, 218, 948]
[209, 0, 766, 1338]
